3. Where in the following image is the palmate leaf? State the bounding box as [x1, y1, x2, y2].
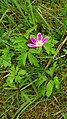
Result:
[0, 50, 13, 68]
[0, 46, 14, 67]
[11, 36, 27, 44]
[4, 65, 27, 88]
[28, 52, 39, 67]
[44, 43, 56, 54]
[4, 76, 16, 88]
[10, 36, 28, 51]
[29, 47, 42, 55]
[17, 52, 27, 66]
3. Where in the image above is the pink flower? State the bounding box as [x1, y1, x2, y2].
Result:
[27, 33, 48, 48]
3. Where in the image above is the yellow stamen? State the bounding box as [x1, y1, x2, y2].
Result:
[37, 41, 41, 46]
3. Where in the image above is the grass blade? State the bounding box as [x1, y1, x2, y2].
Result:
[27, 0, 35, 25]
[36, 9, 52, 31]
[13, 97, 37, 119]
[12, 0, 29, 25]
[0, 9, 9, 23]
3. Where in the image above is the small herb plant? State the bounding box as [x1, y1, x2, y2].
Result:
[0, 0, 66, 118]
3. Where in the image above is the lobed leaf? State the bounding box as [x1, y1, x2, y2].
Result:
[28, 53, 39, 67]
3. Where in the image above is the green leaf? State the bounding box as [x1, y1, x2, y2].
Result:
[38, 84, 45, 97]
[15, 75, 22, 83]
[10, 35, 28, 51]
[36, 73, 47, 88]
[18, 70, 26, 75]
[44, 37, 57, 54]
[0, 55, 11, 67]
[29, 49, 38, 54]
[44, 43, 51, 54]
[24, 25, 37, 39]
[28, 53, 39, 67]
[16, 66, 19, 73]
[54, 76, 60, 90]
[6, 77, 14, 84]
[5, 77, 16, 88]
[3, 59, 11, 67]
[21, 92, 31, 102]
[0, 46, 14, 67]
[14, 43, 28, 51]
[46, 80, 54, 97]
[2, 45, 9, 54]
[11, 36, 26, 44]
[29, 47, 42, 55]
[13, 0, 29, 25]
[63, 49, 67, 54]
[17, 52, 27, 66]
[62, 113, 67, 119]
[46, 62, 57, 77]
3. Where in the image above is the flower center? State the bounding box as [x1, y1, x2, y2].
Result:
[37, 41, 41, 46]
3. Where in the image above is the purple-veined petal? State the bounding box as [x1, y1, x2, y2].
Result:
[30, 37, 36, 44]
[42, 37, 48, 45]
[37, 33, 42, 41]
[27, 43, 36, 48]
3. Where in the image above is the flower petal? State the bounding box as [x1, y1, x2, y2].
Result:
[42, 37, 48, 45]
[37, 33, 42, 41]
[27, 43, 36, 48]
[30, 37, 36, 44]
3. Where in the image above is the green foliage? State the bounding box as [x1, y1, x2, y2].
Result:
[63, 49, 67, 54]
[44, 37, 58, 55]
[12, 0, 29, 25]
[54, 76, 60, 90]
[29, 47, 42, 55]
[46, 80, 54, 97]
[38, 84, 45, 97]
[3, 65, 27, 88]
[37, 73, 48, 88]
[36, 73, 48, 97]
[0, 46, 14, 67]
[17, 52, 27, 66]
[46, 62, 57, 77]
[28, 52, 39, 67]
[10, 35, 27, 51]
[24, 25, 37, 39]
[62, 113, 67, 119]
[0, 0, 66, 118]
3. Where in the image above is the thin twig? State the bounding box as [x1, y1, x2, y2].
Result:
[45, 36, 67, 69]
[54, 55, 66, 60]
